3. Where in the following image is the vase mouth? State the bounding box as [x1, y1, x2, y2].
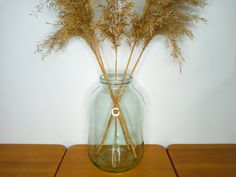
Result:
[100, 73, 133, 85]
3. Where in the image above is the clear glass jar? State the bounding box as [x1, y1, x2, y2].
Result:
[88, 73, 144, 172]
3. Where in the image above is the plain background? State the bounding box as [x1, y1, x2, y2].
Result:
[0, 0, 236, 146]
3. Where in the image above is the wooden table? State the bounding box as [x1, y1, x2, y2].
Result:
[167, 144, 236, 177]
[0, 144, 66, 177]
[56, 145, 177, 177]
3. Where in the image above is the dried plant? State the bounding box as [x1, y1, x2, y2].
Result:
[36, 0, 95, 58]
[35, 0, 206, 158]
[130, 0, 206, 72]
[36, 0, 206, 71]
[97, 0, 134, 48]
[96, 0, 134, 78]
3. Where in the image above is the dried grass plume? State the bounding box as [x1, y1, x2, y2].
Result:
[35, 0, 206, 71]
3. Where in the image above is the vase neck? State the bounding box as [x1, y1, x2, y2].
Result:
[100, 73, 132, 86]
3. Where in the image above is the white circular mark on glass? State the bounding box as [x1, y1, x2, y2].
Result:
[111, 107, 120, 117]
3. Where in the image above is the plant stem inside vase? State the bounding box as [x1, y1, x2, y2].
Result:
[88, 73, 144, 172]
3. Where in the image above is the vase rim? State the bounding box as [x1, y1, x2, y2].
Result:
[100, 73, 133, 85]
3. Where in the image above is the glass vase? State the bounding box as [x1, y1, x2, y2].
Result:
[88, 73, 144, 172]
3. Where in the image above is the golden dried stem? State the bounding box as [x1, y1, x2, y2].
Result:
[89, 35, 117, 104]
[118, 106, 137, 158]
[115, 42, 136, 101]
[123, 43, 136, 79]
[91, 36, 134, 155]
[117, 113, 130, 150]
[92, 38, 137, 159]
[89, 36, 130, 156]
[97, 107, 135, 155]
[91, 44, 105, 76]
[115, 114, 118, 144]
[91, 43, 134, 155]
[92, 35, 106, 74]
[93, 53, 135, 156]
[115, 47, 118, 81]
[97, 114, 113, 154]
[117, 45, 147, 103]
[97, 106, 130, 154]
[130, 45, 147, 76]
[96, 42, 139, 157]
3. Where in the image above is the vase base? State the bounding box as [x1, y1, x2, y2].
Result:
[88, 144, 143, 173]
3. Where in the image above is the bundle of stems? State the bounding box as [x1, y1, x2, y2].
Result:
[36, 0, 206, 157]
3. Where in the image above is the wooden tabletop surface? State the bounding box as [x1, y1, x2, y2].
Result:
[2, 144, 235, 177]
[167, 144, 236, 177]
[56, 144, 177, 177]
[0, 144, 66, 177]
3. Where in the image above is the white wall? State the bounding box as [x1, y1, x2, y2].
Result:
[0, 0, 236, 146]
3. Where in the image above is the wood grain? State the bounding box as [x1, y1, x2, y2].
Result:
[167, 144, 236, 177]
[56, 144, 177, 177]
[0, 144, 66, 177]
